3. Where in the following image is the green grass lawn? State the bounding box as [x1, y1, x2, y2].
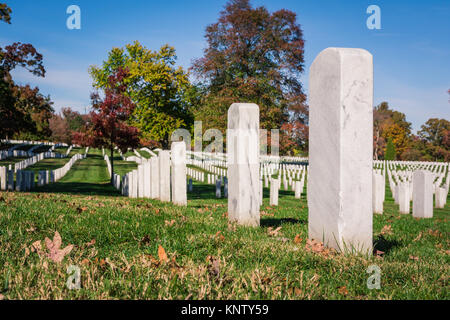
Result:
[137, 149, 152, 159]
[0, 153, 448, 300]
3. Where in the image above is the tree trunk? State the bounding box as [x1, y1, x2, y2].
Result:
[110, 145, 114, 185]
[374, 129, 379, 160]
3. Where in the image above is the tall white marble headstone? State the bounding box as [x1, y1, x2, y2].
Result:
[227, 103, 260, 227]
[413, 170, 433, 218]
[308, 48, 373, 254]
[171, 142, 187, 206]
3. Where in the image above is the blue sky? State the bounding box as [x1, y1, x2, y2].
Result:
[1, 0, 449, 132]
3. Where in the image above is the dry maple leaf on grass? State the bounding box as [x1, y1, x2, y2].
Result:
[267, 227, 282, 237]
[31, 231, 73, 263]
[158, 245, 168, 263]
[380, 225, 393, 236]
[338, 286, 348, 295]
[305, 239, 335, 257]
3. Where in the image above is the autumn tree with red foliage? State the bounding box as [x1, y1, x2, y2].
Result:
[73, 68, 139, 183]
[1, 5, 51, 140]
[192, 0, 308, 155]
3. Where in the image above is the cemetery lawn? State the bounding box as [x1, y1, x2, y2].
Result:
[0, 152, 448, 300]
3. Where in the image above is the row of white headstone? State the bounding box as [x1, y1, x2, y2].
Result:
[112, 143, 187, 206]
[0, 152, 85, 191]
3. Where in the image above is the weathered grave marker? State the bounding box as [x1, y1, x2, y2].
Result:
[227, 103, 260, 227]
[308, 48, 373, 254]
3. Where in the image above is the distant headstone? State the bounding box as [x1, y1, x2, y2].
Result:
[150, 157, 160, 199]
[0, 166, 6, 190]
[413, 170, 433, 218]
[171, 142, 187, 206]
[372, 173, 384, 214]
[215, 179, 221, 198]
[269, 179, 279, 206]
[398, 183, 410, 214]
[227, 103, 260, 227]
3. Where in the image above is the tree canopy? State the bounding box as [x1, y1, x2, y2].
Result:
[73, 68, 140, 182]
[191, 0, 308, 154]
[89, 41, 194, 148]
[0, 4, 52, 140]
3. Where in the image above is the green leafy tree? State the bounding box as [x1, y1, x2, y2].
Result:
[373, 102, 412, 159]
[385, 137, 397, 160]
[418, 118, 450, 161]
[418, 118, 450, 147]
[89, 41, 194, 148]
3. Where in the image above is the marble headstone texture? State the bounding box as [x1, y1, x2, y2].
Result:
[215, 179, 221, 198]
[151, 157, 160, 199]
[227, 103, 260, 227]
[224, 177, 228, 198]
[398, 183, 410, 214]
[131, 170, 138, 198]
[435, 187, 447, 209]
[294, 180, 302, 199]
[15, 170, 22, 191]
[171, 142, 187, 206]
[308, 48, 373, 254]
[143, 161, 151, 198]
[413, 170, 433, 218]
[159, 150, 171, 202]
[372, 173, 384, 214]
[137, 164, 144, 198]
[269, 179, 279, 206]
[0, 166, 6, 190]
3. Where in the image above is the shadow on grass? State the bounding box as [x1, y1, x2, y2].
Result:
[188, 184, 217, 200]
[373, 234, 402, 255]
[261, 218, 306, 227]
[33, 182, 120, 197]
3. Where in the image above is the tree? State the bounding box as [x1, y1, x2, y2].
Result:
[0, 3, 11, 24]
[418, 118, 450, 146]
[191, 0, 308, 153]
[373, 102, 412, 159]
[418, 118, 450, 161]
[0, 6, 49, 140]
[9, 84, 54, 140]
[385, 137, 396, 160]
[89, 41, 194, 148]
[49, 113, 71, 144]
[73, 68, 140, 183]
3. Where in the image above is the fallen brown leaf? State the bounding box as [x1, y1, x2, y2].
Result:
[338, 286, 348, 295]
[158, 245, 168, 263]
